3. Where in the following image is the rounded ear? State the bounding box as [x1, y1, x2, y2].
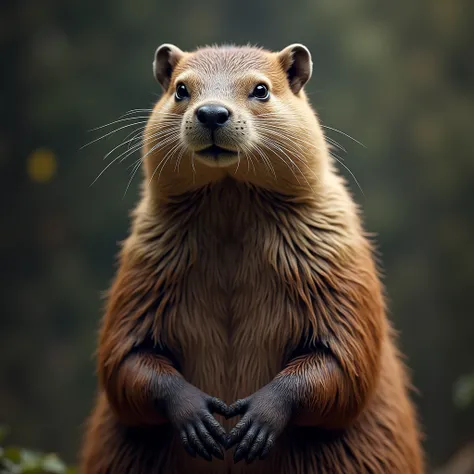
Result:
[278, 44, 312, 94]
[153, 44, 185, 90]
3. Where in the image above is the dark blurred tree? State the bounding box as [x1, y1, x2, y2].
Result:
[0, 0, 473, 469]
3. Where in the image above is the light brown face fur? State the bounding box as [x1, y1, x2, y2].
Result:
[143, 45, 327, 195]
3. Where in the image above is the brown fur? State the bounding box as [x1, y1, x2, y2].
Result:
[81, 45, 424, 473]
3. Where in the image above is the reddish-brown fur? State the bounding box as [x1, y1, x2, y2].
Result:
[81, 45, 424, 473]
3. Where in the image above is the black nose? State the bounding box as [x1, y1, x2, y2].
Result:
[196, 104, 230, 130]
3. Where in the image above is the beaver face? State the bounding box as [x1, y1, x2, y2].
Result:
[146, 44, 316, 182]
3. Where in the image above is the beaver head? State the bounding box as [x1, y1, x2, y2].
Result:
[144, 44, 328, 194]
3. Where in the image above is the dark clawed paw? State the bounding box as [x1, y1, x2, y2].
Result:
[180, 416, 225, 461]
[234, 426, 275, 464]
[225, 398, 249, 419]
[187, 424, 212, 461]
[259, 433, 276, 460]
[245, 429, 268, 463]
[180, 430, 196, 458]
[208, 397, 229, 418]
[233, 423, 259, 463]
[225, 385, 292, 464]
[167, 384, 228, 461]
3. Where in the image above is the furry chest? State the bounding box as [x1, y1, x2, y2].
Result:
[169, 250, 297, 402]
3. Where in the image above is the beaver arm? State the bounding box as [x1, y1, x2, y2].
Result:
[102, 347, 183, 426]
[276, 348, 367, 429]
[275, 307, 383, 430]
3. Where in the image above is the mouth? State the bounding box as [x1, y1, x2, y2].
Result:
[195, 144, 237, 158]
[194, 144, 239, 168]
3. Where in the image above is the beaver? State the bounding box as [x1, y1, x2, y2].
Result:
[80, 43, 424, 474]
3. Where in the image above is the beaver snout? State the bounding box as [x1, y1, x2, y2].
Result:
[196, 104, 231, 130]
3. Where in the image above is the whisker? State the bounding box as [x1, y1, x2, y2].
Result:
[81, 120, 152, 149]
[123, 159, 143, 198]
[90, 112, 182, 132]
[125, 128, 146, 151]
[126, 155, 142, 171]
[256, 126, 315, 155]
[119, 108, 154, 117]
[245, 144, 256, 174]
[191, 152, 196, 181]
[158, 142, 183, 180]
[106, 128, 176, 169]
[91, 129, 178, 186]
[102, 131, 144, 163]
[253, 143, 276, 180]
[254, 123, 320, 151]
[148, 138, 182, 186]
[234, 151, 240, 175]
[122, 125, 145, 142]
[174, 144, 188, 174]
[83, 115, 181, 150]
[256, 127, 315, 163]
[256, 116, 362, 157]
[257, 131, 319, 189]
[258, 120, 363, 194]
[258, 137, 303, 186]
[330, 152, 365, 197]
[324, 136, 347, 153]
[90, 116, 151, 132]
[135, 138, 178, 190]
[239, 142, 256, 174]
[130, 126, 178, 150]
[321, 125, 366, 148]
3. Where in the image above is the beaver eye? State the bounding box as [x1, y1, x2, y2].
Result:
[251, 84, 270, 101]
[175, 83, 190, 101]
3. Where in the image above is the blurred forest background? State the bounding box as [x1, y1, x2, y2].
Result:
[1, 0, 474, 472]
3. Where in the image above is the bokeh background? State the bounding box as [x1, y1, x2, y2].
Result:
[1, 0, 474, 472]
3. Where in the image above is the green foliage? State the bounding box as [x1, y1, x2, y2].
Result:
[0, 427, 75, 474]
